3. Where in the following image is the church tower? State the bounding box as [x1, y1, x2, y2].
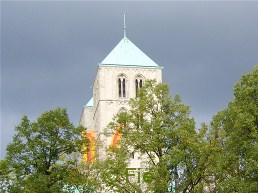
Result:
[80, 17, 163, 163]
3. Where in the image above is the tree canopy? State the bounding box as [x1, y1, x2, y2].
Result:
[1, 66, 257, 193]
[0, 108, 90, 193]
[100, 80, 209, 193]
[209, 65, 258, 192]
[100, 66, 258, 192]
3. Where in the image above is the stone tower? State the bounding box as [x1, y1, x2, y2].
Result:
[80, 22, 163, 164]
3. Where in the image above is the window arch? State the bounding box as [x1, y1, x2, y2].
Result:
[118, 107, 128, 113]
[118, 74, 127, 98]
[135, 74, 144, 97]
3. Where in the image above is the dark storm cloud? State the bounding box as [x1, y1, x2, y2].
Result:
[1, 1, 258, 158]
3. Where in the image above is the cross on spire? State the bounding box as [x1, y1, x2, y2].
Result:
[124, 14, 126, 38]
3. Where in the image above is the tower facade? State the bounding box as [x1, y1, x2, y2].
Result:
[80, 31, 162, 164]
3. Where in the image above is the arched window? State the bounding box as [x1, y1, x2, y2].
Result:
[118, 74, 126, 98]
[135, 75, 144, 97]
[118, 107, 128, 113]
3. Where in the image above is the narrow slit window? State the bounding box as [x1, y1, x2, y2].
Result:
[118, 78, 121, 97]
[118, 75, 127, 98]
[122, 78, 126, 97]
[135, 76, 144, 97]
[132, 152, 135, 159]
[135, 79, 139, 97]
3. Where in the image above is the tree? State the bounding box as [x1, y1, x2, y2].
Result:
[101, 80, 209, 193]
[209, 65, 258, 192]
[97, 141, 142, 193]
[0, 108, 90, 193]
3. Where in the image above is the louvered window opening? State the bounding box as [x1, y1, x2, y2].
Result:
[135, 79, 143, 97]
[118, 78, 126, 98]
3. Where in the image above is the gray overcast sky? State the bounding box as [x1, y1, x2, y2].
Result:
[1, 1, 258, 159]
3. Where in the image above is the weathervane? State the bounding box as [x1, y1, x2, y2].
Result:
[124, 14, 126, 38]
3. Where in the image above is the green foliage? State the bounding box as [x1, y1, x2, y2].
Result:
[209, 65, 258, 193]
[0, 108, 89, 192]
[2, 66, 256, 193]
[101, 67, 258, 192]
[97, 144, 143, 193]
[101, 80, 208, 192]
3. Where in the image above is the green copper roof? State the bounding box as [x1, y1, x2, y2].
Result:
[84, 97, 93, 107]
[100, 37, 160, 68]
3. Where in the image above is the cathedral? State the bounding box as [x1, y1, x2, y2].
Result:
[80, 18, 163, 166]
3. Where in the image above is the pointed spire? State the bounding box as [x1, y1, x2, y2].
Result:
[124, 14, 126, 38]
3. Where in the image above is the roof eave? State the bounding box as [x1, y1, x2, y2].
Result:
[98, 63, 162, 69]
